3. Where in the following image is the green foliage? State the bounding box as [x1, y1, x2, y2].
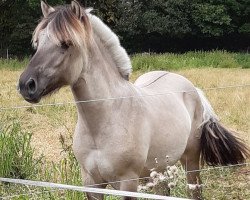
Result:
[239, 23, 250, 34]
[0, 0, 65, 57]
[234, 52, 250, 69]
[0, 119, 42, 179]
[191, 3, 231, 36]
[140, 0, 191, 36]
[85, 0, 119, 26]
[0, 0, 249, 56]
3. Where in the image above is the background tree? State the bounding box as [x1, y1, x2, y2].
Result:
[0, 0, 249, 57]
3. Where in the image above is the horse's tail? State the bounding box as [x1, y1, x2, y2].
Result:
[196, 88, 250, 166]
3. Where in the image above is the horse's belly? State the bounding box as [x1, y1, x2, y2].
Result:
[144, 96, 192, 172]
[135, 71, 197, 172]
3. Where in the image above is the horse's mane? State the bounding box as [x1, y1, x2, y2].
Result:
[86, 10, 132, 78]
[32, 5, 132, 79]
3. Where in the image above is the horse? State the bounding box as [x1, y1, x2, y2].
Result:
[18, 1, 249, 199]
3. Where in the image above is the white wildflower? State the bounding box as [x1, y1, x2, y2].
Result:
[140, 165, 180, 193]
[174, 171, 179, 177]
[169, 166, 178, 173]
[137, 185, 147, 192]
[158, 173, 167, 182]
[150, 171, 158, 178]
[187, 184, 203, 190]
[153, 177, 159, 185]
[167, 169, 173, 177]
[164, 171, 170, 178]
[146, 182, 155, 189]
[150, 168, 156, 172]
[168, 182, 176, 188]
[137, 185, 143, 191]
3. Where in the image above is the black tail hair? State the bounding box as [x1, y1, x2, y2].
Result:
[200, 119, 250, 166]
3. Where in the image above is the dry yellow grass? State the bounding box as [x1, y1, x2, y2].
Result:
[0, 68, 249, 199]
[0, 68, 249, 162]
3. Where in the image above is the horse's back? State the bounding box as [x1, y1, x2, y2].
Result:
[134, 70, 201, 126]
[134, 71, 195, 93]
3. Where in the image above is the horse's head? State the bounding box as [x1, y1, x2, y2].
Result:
[19, 1, 91, 103]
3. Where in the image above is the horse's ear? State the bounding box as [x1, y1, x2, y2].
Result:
[71, 0, 82, 19]
[41, 1, 55, 17]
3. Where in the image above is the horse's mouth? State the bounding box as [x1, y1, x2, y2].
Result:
[25, 97, 41, 104]
[21, 88, 46, 104]
[23, 91, 43, 104]
[41, 84, 61, 97]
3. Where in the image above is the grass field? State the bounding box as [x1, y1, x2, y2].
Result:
[0, 51, 249, 199]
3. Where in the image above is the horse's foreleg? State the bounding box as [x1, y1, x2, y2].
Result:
[81, 169, 107, 200]
[119, 178, 139, 200]
[181, 154, 202, 200]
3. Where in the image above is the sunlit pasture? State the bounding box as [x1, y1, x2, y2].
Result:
[0, 52, 249, 199]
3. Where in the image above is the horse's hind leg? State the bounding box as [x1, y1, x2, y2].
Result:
[181, 139, 202, 200]
[180, 94, 204, 200]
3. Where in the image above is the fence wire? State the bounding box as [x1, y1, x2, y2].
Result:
[0, 83, 250, 111]
[0, 83, 249, 199]
[0, 177, 190, 200]
[1, 162, 249, 199]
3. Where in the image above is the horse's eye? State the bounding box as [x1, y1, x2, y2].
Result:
[61, 42, 69, 50]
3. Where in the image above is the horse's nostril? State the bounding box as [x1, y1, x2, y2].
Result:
[26, 78, 37, 94]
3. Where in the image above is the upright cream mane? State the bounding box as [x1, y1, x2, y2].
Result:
[86, 10, 132, 78]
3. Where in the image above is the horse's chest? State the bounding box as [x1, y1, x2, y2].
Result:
[73, 123, 147, 180]
[73, 143, 133, 181]
[73, 134, 112, 177]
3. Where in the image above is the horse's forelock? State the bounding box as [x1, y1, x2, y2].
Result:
[32, 3, 131, 80]
[32, 5, 91, 49]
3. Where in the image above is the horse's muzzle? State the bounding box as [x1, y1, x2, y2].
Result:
[18, 77, 42, 103]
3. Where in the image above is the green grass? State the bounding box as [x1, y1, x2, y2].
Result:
[0, 119, 42, 179]
[0, 51, 249, 71]
[0, 118, 84, 199]
[0, 58, 29, 70]
[132, 51, 250, 71]
[1, 122, 248, 200]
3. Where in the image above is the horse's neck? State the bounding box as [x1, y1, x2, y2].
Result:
[71, 38, 135, 129]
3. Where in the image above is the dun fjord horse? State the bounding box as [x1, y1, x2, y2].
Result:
[19, 1, 249, 199]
